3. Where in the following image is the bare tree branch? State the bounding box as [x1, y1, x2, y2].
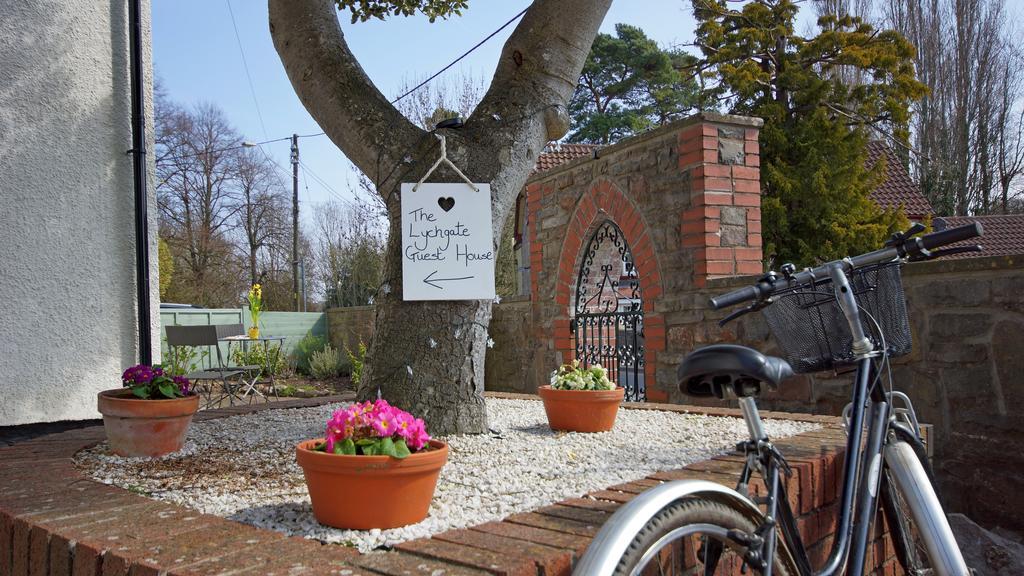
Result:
[470, 0, 613, 142]
[268, 0, 425, 188]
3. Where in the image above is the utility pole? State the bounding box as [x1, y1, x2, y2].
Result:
[290, 134, 300, 312]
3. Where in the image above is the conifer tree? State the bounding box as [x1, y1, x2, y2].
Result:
[692, 0, 925, 265]
[569, 24, 703, 144]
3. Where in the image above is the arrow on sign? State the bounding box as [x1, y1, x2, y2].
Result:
[423, 270, 475, 290]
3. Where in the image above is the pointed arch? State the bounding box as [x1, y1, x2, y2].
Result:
[552, 178, 666, 401]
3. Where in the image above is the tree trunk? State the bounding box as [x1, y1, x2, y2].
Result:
[269, 0, 610, 434]
[358, 125, 529, 433]
[249, 247, 257, 288]
[364, 274, 493, 432]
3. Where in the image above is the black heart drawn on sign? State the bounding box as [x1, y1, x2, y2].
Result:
[437, 197, 456, 212]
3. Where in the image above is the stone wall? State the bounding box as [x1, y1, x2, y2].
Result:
[658, 255, 1024, 532]
[325, 306, 376, 356]
[484, 298, 534, 393]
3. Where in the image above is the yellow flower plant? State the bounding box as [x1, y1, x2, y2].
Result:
[248, 283, 262, 328]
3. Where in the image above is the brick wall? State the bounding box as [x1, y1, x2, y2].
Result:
[661, 255, 1024, 533]
[524, 113, 764, 400]
[325, 113, 767, 399]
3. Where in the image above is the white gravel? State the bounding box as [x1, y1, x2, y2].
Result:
[75, 398, 819, 553]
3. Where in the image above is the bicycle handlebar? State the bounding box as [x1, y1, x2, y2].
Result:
[708, 285, 762, 310]
[709, 223, 984, 310]
[919, 221, 983, 250]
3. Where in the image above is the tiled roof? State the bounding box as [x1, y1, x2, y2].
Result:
[534, 143, 601, 173]
[932, 214, 1024, 258]
[865, 141, 934, 220]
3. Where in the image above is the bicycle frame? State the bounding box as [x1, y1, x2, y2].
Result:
[737, 357, 967, 576]
[736, 357, 884, 576]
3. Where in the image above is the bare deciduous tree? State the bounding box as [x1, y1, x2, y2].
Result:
[882, 0, 1024, 214]
[156, 92, 297, 308]
[314, 200, 386, 308]
[157, 102, 246, 305]
[234, 147, 290, 289]
[394, 71, 487, 130]
[995, 46, 1024, 212]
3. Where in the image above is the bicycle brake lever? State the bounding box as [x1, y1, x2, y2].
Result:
[886, 222, 927, 248]
[908, 244, 982, 262]
[719, 301, 769, 327]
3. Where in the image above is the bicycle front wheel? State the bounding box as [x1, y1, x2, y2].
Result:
[882, 439, 969, 575]
[612, 498, 791, 576]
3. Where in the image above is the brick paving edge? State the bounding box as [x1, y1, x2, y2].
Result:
[0, 392, 869, 576]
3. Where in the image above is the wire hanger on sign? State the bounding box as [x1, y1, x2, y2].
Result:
[413, 133, 479, 193]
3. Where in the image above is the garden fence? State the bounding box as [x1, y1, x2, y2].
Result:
[159, 308, 327, 368]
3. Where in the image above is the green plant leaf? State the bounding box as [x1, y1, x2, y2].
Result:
[380, 436, 397, 457]
[130, 385, 149, 399]
[355, 438, 375, 446]
[313, 441, 326, 452]
[339, 438, 356, 455]
[158, 383, 177, 399]
[360, 441, 379, 456]
[393, 439, 411, 459]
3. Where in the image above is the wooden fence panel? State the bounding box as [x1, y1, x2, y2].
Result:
[159, 308, 327, 366]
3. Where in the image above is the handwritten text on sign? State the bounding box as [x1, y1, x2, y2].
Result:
[401, 182, 495, 301]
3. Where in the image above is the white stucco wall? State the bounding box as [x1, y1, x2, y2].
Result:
[0, 0, 159, 425]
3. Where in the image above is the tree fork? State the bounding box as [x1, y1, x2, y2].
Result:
[270, 0, 611, 434]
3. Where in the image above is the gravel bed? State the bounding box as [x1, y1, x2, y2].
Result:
[75, 399, 820, 553]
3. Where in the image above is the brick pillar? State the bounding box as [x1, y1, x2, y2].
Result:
[526, 182, 544, 299]
[678, 116, 763, 287]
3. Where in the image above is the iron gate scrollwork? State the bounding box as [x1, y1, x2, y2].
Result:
[571, 220, 646, 401]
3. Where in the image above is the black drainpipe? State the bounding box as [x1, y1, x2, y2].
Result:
[128, 0, 152, 365]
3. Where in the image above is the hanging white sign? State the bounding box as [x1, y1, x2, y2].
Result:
[401, 182, 495, 301]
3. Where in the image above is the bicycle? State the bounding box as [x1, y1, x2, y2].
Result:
[574, 222, 984, 576]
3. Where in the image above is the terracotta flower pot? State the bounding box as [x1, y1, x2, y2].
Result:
[96, 389, 200, 457]
[537, 385, 625, 432]
[295, 438, 448, 530]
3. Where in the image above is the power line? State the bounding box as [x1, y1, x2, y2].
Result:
[300, 160, 362, 209]
[161, 5, 531, 175]
[159, 132, 333, 161]
[224, 0, 302, 204]
[390, 6, 528, 105]
[225, 0, 269, 139]
[160, 135, 291, 161]
[299, 161, 345, 199]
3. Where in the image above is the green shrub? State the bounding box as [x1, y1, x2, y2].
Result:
[231, 344, 287, 376]
[310, 344, 344, 379]
[292, 333, 327, 375]
[346, 340, 367, 386]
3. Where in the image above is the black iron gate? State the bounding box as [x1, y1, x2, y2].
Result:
[571, 220, 646, 401]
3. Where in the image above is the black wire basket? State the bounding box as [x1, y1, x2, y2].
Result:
[762, 262, 912, 374]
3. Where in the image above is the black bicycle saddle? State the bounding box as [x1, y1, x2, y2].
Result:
[677, 344, 794, 398]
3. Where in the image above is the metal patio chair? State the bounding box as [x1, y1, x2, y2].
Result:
[164, 325, 252, 409]
[213, 324, 268, 402]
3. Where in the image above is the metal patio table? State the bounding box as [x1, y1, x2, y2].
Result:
[219, 334, 286, 402]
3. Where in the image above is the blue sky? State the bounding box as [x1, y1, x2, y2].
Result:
[152, 0, 699, 223]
